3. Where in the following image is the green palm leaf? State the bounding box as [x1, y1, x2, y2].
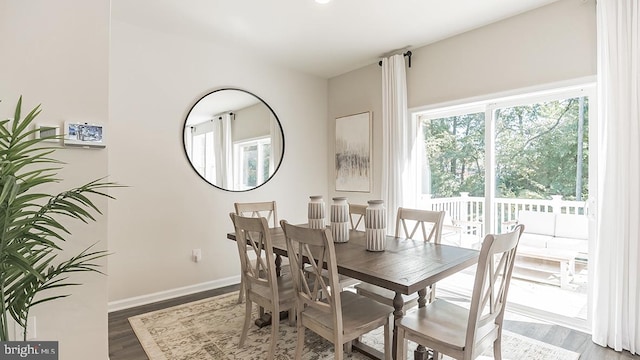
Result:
[0, 97, 120, 341]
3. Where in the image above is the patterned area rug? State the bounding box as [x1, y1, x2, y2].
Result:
[129, 291, 580, 360]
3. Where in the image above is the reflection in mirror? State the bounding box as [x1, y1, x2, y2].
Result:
[183, 88, 284, 191]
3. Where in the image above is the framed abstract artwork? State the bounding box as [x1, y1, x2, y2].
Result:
[335, 111, 372, 192]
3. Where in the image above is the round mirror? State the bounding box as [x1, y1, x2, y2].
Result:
[183, 88, 284, 191]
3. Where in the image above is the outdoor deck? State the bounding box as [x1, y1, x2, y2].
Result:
[431, 194, 589, 329]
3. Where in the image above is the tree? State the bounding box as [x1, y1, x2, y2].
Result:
[424, 96, 589, 201]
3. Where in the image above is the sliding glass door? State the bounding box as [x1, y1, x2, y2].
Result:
[415, 83, 595, 331]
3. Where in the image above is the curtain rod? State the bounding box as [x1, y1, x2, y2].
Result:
[378, 50, 412, 68]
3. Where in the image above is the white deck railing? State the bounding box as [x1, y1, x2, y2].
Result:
[419, 193, 588, 234]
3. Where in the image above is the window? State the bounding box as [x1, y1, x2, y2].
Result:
[234, 137, 272, 190]
[414, 83, 595, 232]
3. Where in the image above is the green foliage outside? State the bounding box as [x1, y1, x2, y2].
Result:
[424, 97, 589, 201]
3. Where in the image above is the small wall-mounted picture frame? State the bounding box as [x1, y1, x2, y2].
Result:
[63, 121, 106, 148]
[35, 123, 62, 143]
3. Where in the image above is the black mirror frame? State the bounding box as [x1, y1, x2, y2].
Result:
[182, 87, 285, 192]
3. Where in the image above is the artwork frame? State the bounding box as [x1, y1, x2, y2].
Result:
[63, 121, 106, 148]
[335, 111, 372, 192]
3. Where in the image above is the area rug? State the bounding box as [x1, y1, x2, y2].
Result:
[129, 291, 580, 360]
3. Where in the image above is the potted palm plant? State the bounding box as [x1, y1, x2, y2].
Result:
[0, 97, 117, 341]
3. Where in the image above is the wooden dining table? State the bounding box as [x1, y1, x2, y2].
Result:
[227, 226, 479, 360]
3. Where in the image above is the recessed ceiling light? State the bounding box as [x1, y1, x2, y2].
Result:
[315, 0, 331, 4]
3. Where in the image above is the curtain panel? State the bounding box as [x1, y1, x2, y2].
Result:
[593, 0, 640, 354]
[381, 54, 418, 234]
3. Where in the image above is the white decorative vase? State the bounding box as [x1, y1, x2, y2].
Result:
[365, 200, 386, 251]
[308, 195, 326, 229]
[330, 197, 350, 243]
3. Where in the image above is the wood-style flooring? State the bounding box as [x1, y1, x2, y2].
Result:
[109, 284, 640, 360]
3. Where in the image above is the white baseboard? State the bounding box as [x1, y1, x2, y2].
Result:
[107, 276, 240, 313]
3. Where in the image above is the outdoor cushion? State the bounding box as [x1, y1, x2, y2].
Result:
[518, 211, 555, 236]
[554, 214, 588, 239]
[518, 233, 552, 248]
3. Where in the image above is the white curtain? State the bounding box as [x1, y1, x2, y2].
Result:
[381, 54, 417, 234]
[270, 113, 282, 173]
[214, 113, 233, 189]
[593, 0, 640, 354]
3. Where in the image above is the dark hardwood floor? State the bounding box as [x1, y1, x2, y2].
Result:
[109, 284, 640, 360]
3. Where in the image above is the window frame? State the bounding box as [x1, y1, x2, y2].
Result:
[233, 136, 272, 191]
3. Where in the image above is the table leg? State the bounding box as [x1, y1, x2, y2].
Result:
[275, 254, 282, 277]
[392, 292, 404, 360]
[414, 288, 429, 360]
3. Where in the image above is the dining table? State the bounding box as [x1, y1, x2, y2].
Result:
[227, 226, 480, 360]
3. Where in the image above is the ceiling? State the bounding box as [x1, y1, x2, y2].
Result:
[112, 0, 559, 79]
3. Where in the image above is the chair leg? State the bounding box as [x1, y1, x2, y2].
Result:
[383, 317, 391, 360]
[295, 323, 305, 360]
[269, 305, 279, 360]
[396, 327, 406, 360]
[239, 300, 252, 347]
[237, 278, 244, 303]
[343, 341, 353, 354]
[288, 308, 295, 326]
[335, 343, 344, 360]
[493, 336, 502, 360]
[334, 333, 344, 360]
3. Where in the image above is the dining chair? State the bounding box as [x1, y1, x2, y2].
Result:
[234, 201, 279, 227]
[355, 207, 445, 309]
[396, 224, 525, 360]
[280, 220, 393, 360]
[229, 213, 296, 360]
[349, 203, 367, 230]
[234, 201, 283, 303]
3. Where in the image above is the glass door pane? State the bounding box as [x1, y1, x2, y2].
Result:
[494, 96, 589, 328]
[420, 111, 486, 250]
[420, 110, 486, 298]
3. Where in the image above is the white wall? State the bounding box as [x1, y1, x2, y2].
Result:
[107, 17, 328, 303]
[327, 0, 597, 204]
[0, 1, 110, 359]
[233, 103, 271, 141]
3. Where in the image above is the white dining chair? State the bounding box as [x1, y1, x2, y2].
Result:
[234, 201, 283, 304]
[281, 220, 393, 360]
[396, 224, 525, 360]
[230, 213, 296, 360]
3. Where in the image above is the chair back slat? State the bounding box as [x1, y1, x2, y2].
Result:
[349, 204, 367, 230]
[235, 201, 278, 228]
[466, 224, 524, 350]
[395, 207, 445, 243]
